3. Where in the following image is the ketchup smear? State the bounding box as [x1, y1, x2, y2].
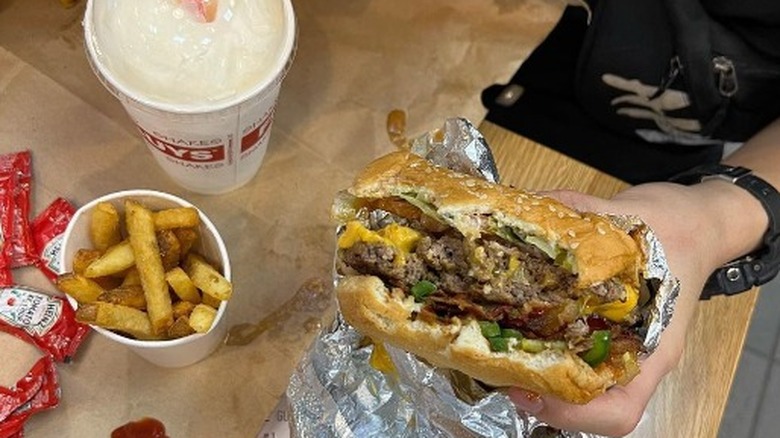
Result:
[111, 418, 168, 438]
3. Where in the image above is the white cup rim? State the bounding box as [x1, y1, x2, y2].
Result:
[83, 0, 297, 115]
[60, 189, 231, 349]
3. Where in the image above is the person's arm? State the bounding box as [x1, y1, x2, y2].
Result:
[508, 116, 780, 436]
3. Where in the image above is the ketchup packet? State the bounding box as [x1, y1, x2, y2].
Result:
[0, 354, 49, 423]
[0, 177, 14, 287]
[31, 198, 75, 283]
[0, 354, 59, 438]
[0, 285, 89, 362]
[0, 151, 36, 269]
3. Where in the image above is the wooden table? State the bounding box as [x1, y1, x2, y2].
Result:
[480, 120, 759, 437]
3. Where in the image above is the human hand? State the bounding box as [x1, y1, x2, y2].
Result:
[507, 182, 765, 436]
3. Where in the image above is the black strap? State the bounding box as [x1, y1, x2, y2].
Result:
[670, 164, 780, 298]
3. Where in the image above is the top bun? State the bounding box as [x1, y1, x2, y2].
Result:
[339, 151, 643, 288]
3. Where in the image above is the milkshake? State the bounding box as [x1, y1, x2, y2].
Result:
[84, 0, 296, 194]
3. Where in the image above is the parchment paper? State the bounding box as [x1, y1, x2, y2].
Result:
[0, 332, 42, 388]
[0, 0, 566, 436]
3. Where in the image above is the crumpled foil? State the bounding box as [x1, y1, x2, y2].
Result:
[408, 118, 500, 183]
[606, 214, 679, 355]
[286, 118, 680, 438]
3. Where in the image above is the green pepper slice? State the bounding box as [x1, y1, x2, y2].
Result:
[478, 321, 502, 338]
[411, 280, 437, 302]
[488, 337, 509, 352]
[500, 328, 524, 339]
[580, 330, 612, 366]
[520, 338, 546, 353]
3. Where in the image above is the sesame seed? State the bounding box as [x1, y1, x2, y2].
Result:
[557, 212, 565, 219]
[571, 242, 580, 249]
[548, 205, 557, 212]
[567, 230, 576, 237]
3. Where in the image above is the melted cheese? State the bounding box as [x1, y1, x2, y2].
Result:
[507, 256, 520, 276]
[369, 341, 397, 376]
[337, 221, 421, 263]
[585, 284, 639, 322]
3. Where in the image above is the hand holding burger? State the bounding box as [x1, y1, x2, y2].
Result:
[512, 178, 767, 435]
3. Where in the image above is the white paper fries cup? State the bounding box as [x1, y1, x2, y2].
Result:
[82, 0, 297, 195]
[59, 190, 231, 368]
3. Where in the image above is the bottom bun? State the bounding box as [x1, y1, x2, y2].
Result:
[337, 275, 618, 404]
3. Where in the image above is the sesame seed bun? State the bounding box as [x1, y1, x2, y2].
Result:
[335, 151, 643, 287]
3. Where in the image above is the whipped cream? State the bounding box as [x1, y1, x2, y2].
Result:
[91, 0, 285, 107]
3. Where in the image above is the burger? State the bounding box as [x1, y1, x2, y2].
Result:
[333, 151, 654, 404]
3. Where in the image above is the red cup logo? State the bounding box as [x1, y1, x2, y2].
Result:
[241, 107, 275, 153]
[137, 126, 225, 163]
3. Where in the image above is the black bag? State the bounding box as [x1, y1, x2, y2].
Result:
[662, 0, 780, 140]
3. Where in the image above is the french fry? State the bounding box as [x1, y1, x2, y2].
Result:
[157, 229, 182, 271]
[201, 291, 222, 309]
[93, 276, 123, 291]
[165, 267, 201, 304]
[74, 248, 124, 289]
[84, 240, 135, 278]
[174, 227, 199, 257]
[72, 249, 102, 275]
[90, 202, 122, 251]
[172, 300, 197, 320]
[121, 266, 141, 286]
[97, 285, 146, 310]
[75, 302, 161, 340]
[126, 200, 173, 335]
[185, 253, 232, 301]
[153, 207, 200, 230]
[188, 304, 217, 333]
[167, 316, 196, 339]
[56, 273, 105, 304]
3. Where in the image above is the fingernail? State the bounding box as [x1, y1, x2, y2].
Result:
[508, 388, 544, 414]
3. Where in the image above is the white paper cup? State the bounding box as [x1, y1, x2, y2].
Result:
[82, 1, 297, 194]
[60, 190, 231, 367]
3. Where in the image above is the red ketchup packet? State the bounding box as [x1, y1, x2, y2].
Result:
[0, 151, 36, 269]
[0, 285, 90, 363]
[31, 198, 75, 283]
[0, 354, 59, 438]
[0, 177, 14, 287]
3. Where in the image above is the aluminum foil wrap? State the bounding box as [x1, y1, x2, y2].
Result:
[408, 117, 500, 183]
[285, 118, 679, 438]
